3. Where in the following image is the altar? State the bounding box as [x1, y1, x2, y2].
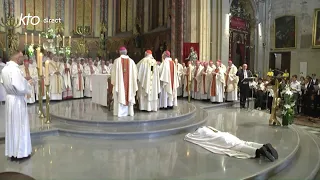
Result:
[92, 74, 110, 107]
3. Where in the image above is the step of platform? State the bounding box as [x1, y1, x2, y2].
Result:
[269, 125, 320, 180]
[51, 109, 208, 139]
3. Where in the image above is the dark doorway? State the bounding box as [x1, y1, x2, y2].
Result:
[269, 52, 291, 74]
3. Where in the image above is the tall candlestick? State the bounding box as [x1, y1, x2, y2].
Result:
[25, 32, 27, 44]
[68, 36, 71, 47]
[62, 36, 65, 47]
[31, 33, 34, 44]
[45, 59, 50, 85]
[38, 34, 41, 45]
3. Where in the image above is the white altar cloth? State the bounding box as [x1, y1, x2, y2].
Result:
[92, 74, 110, 106]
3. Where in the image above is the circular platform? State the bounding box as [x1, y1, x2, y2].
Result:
[50, 99, 196, 124]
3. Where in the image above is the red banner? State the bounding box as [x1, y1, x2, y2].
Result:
[230, 17, 247, 31]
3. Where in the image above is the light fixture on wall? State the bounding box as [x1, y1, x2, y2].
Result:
[258, 22, 262, 37]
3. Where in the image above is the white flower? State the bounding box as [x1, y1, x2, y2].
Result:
[282, 110, 287, 115]
[284, 104, 291, 109]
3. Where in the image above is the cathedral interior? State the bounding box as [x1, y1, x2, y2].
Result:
[1, 0, 320, 180]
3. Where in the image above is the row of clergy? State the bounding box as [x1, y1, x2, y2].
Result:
[18, 50, 239, 107]
[19, 55, 113, 103]
[110, 47, 239, 116]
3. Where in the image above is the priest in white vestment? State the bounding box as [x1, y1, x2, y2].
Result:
[98, 60, 110, 74]
[71, 58, 84, 98]
[2, 51, 32, 159]
[209, 60, 225, 103]
[0, 58, 6, 102]
[48, 56, 64, 100]
[192, 61, 203, 100]
[185, 126, 278, 161]
[137, 50, 161, 111]
[20, 59, 37, 103]
[62, 59, 73, 99]
[175, 59, 184, 97]
[111, 47, 138, 117]
[84, 59, 99, 97]
[225, 60, 239, 101]
[159, 51, 179, 109]
[183, 62, 193, 97]
[199, 62, 212, 100]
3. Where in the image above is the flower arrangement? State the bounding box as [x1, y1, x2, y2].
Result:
[41, 28, 56, 39]
[281, 85, 295, 126]
[27, 45, 35, 57]
[65, 47, 71, 57]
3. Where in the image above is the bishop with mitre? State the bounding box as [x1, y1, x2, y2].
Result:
[137, 50, 161, 111]
[48, 55, 64, 100]
[84, 59, 99, 97]
[159, 51, 179, 109]
[225, 60, 239, 101]
[111, 47, 138, 117]
[71, 58, 84, 98]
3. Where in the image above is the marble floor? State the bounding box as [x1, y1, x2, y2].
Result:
[0, 100, 318, 179]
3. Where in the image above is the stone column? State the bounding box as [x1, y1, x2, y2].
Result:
[64, 0, 70, 36]
[220, 0, 230, 65]
[14, 0, 21, 33]
[199, 0, 210, 61]
[170, 0, 176, 58]
[94, 0, 101, 37]
[211, 0, 218, 61]
[143, 0, 149, 33]
[107, 0, 113, 36]
[189, 0, 198, 43]
[176, 0, 184, 61]
[0, 2, 4, 32]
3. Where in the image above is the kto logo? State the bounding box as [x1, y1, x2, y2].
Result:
[19, 13, 62, 25]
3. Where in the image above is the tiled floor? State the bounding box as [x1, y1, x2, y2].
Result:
[0, 100, 316, 180]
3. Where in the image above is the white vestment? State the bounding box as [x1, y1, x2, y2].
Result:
[159, 57, 179, 108]
[199, 67, 213, 100]
[2, 61, 32, 158]
[192, 66, 203, 100]
[176, 63, 184, 96]
[62, 63, 73, 99]
[98, 65, 110, 74]
[210, 66, 226, 103]
[48, 61, 64, 100]
[226, 64, 239, 101]
[84, 65, 99, 97]
[71, 63, 84, 98]
[0, 62, 6, 102]
[20, 65, 37, 103]
[111, 55, 138, 117]
[137, 55, 161, 111]
[185, 126, 262, 159]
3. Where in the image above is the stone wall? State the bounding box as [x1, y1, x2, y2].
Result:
[270, 0, 320, 77]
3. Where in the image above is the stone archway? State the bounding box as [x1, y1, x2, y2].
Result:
[229, 0, 257, 69]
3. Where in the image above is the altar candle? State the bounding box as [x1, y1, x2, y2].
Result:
[45, 59, 50, 85]
[25, 32, 27, 44]
[38, 34, 41, 45]
[62, 36, 65, 47]
[31, 33, 34, 44]
[39, 53, 43, 76]
[68, 36, 71, 47]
